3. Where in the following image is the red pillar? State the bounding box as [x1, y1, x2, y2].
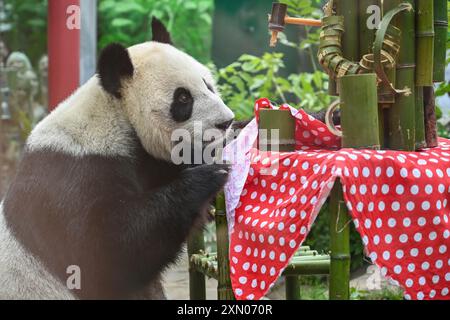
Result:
[48, 0, 80, 111]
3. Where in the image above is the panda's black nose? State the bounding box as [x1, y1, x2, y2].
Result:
[215, 119, 233, 131]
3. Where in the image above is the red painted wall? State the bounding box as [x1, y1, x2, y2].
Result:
[48, 0, 80, 111]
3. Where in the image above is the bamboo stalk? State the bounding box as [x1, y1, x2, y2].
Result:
[329, 181, 350, 300]
[415, 0, 434, 86]
[415, 87, 427, 149]
[285, 276, 301, 300]
[433, 0, 448, 82]
[258, 109, 296, 152]
[282, 259, 330, 275]
[215, 193, 235, 300]
[187, 229, 206, 300]
[424, 86, 438, 148]
[336, 0, 360, 62]
[340, 74, 381, 149]
[385, 0, 417, 151]
[359, 0, 381, 56]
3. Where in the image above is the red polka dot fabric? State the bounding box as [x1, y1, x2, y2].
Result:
[224, 98, 450, 300]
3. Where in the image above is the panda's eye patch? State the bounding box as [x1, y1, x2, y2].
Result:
[176, 88, 192, 104]
[203, 79, 214, 93]
[171, 88, 194, 122]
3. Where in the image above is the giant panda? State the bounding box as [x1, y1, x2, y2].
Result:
[0, 19, 235, 300]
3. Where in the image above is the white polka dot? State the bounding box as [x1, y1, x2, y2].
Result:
[421, 262, 430, 271]
[410, 248, 419, 257]
[413, 169, 421, 178]
[386, 167, 394, 177]
[414, 233, 423, 242]
[388, 218, 397, 227]
[391, 202, 400, 211]
[421, 201, 431, 211]
[407, 263, 415, 272]
[396, 250, 404, 259]
[376, 218, 382, 228]
[378, 201, 385, 211]
[400, 168, 408, 178]
[425, 185, 433, 194]
[239, 276, 247, 284]
[278, 222, 284, 231]
[406, 202, 415, 211]
[405, 279, 413, 287]
[381, 185, 390, 194]
[396, 185, 404, 195]
[410, 185, 419, 195]
[234, 245, 243, 253]
[399, 234, 408, 243]
[382, 251, 390, 260]
[394, 265, 402, 274]
[418, 217, 427, 226]
[385, 234, 393, 244]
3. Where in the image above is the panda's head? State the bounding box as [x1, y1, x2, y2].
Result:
[97, 18, 235, 162]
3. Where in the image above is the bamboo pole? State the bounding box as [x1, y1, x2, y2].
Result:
[259, 109, 296, 152]
[385, 0, 417, 151]
[326, 0, 360, 301]
[415, 0, 434, 86]
[215, 193, 235, 300]
[336, 0, 360, 62]
[433, 0, 448, 82]
[340, 74, 381, 149]
[359, 0, 381, 56]
[187, 229, 206, 300]
[424, 86, 438, 148]
[329, 181, 350, 300]
[285, 276, 301, 300]
[415, 87, 427, 149]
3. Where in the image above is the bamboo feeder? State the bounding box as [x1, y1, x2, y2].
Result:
[415, 0, 434, 86]
[385, 0, 417, 151]
[258, 109, 296, 152]
[433, 0, 448, 82]
[340, 74, 381, 149]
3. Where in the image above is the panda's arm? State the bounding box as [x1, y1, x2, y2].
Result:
[97, 163, 230, 280]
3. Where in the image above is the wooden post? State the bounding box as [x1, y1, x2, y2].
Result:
[48, 0, 80, 110]
[215, 193, 235, 300]
[285, 276, 301, 300]
[187, 230, 206, 300]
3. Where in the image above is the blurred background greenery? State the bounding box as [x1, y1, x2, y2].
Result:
[1, 0, 449, 290]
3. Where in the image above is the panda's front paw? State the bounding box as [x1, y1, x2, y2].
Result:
[182, 164, 230, 199]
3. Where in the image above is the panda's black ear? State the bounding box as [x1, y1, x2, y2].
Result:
[151, 17, 173, 45]
[98, 43, 134, 99]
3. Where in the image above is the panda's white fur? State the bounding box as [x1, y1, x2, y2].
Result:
[28, 42, 233, 160]
[0, 203, 73, 299]
[1, 22, 235, 299]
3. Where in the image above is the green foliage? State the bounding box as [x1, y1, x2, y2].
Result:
[2, 0, 48, 66]
[350, 287, 404, 300]
[304, 204, 365, 271]
[214, 52, 333, 120]
[98, 0, 214, 63]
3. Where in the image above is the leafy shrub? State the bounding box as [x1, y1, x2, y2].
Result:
[214, 52, 334, 120]
[98, 0, 214, 63]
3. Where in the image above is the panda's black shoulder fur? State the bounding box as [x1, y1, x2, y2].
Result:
[3, 138, 229, 299]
